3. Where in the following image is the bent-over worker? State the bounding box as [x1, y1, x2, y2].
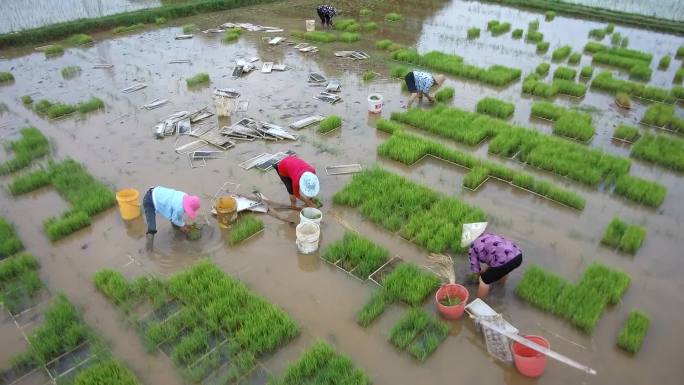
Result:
[404, 71, 445, 108]
[143, 186, 201, 240]
[316, 4, 337, 27]
[273, 155, 320, 208]
[462, 222, 523, 299]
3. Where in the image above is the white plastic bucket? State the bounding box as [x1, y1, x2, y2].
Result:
[368, 94, 383, 113]
[306, 20, 316, 32]
[296, 222, 320, 254]
[300, 207, 323, 224]
[213, 95, 236, 117]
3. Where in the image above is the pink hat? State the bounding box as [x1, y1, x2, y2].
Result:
[183, 195, 201, 220]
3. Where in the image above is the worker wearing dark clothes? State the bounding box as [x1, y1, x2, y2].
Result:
[273, 155, 320, 208]
[316, 4, 337, 27]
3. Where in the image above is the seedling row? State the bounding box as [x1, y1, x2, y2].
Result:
[30, 97, 104, 119]
[516, 263, 630, 332]
[227, 215, 264, 245]
[631, 133, 684, 171]
[375, 124, 586, 210]
[522, 73, 588, 98]
[617, 310, 650, 354]
[94, 261, 299, 383]
[391, 49, 521, 87]
[530, 101, 595, 143]
[0, 127, 49, 175]
[640, 103, 684, 134]
[322, 231, 390, 280]
[389, 308, 449, 361]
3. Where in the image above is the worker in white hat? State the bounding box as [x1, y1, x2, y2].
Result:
[273, 155, 320, 208]
[461, 222, 523, 299]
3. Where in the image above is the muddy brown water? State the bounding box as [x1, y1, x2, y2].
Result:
[1, 0, 683, 384]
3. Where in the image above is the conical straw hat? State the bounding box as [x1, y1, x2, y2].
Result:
[461, 222, 488, 247]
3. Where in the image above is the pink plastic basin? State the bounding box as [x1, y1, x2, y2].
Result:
[435, 284, 469, 320]
[512, 335, 550, 378]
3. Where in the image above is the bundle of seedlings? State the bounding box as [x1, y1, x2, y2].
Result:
[0, 72, 14, 83]
[66, 33, 93, 45]
[269, 341, 370, 385]
[467, 27, 480, 39]
[588, 28, 606, 40]
[113, 24, 144, 34]
[0, 218, 24, 258]
[526, 30, 543, 43]
[516, 263, 630, 332]
[21, 95, 33, 104]
[536, 41, 550, 53]
[227, 215, 264, 245]
[613, 174, 667, 208]
[222, 28, 241, 42]
[335, 19, 361, 32]
[617, 311, 650, 354]
[360, 8, 372, 17]
[545, 11, 555, 21]
[522, 74, 558, 97]
[44, 44, 64, 56]
[631, 133, 684, 171]
[339, 32, 360, 43]
[363, 70, 376, 82]
[426, 253, 460, 306]
[601, 217, 647, 254]
[325, 231, 389, 277]
[0, 126, 49, 175]
[553, 66, 577, 80]
[615, 92, 631, 108]
[489, 21, 511, 36]
[511, 28, 523, 39]
[590, 71, 674, 103]
[567, 52, 581, 65]
[535, 62, 550, 76]
[675, 68, 684, 84]
[476, 97, 514, 119]
[186, 72, 210, 87]
[61, 65, 82, 78]
[658, 55, 671, 70]
[613, 124, 640, 142]
[318, 115, 342, 134]
[528, 20, 539, 31]
[580, 65, 594, 79]
[434, 86, 454, 102]
[384, 12, 403, 22]
[551, 45, 571, 61]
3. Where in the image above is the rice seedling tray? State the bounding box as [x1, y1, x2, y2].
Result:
[369, 257, 403, 287]
[390, 308, 449, 361]
[141, 299, 181, 323]
[322, 232, 390, 281]
[0, 356, 41, 384]
[407, 322, 450, 361]
[46, 342, 94, 377]
[617, 310, 650, 354]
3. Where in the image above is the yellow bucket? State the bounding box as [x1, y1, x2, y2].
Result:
[116, 188, 140, 220]
[215, 196, 237, 229]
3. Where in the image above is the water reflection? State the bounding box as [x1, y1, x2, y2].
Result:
[0, 0, 161, 33]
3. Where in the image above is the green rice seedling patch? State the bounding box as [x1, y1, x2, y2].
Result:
[61, 65, 81, 78]
[301, 31, 336, 43]
[589, 28, 606, 40]
[617, 311, 650, 354]
[467, 27, 480, 39]
[70, 359, 140, 385]
[322, 231, 389, 279]
[21, 95, 33, 105]
[0, 253, 42, 314]
[640, 103, 683, 133]
[476, 97, 515, 119]
[66, 33, 92, 45]
[384, 12, 403, 22]
[583, 43, 653, 62]
[675, 68, 684, 84]
[590, 71, 674, 103]
[672, 86, 684, 99]
[553, 66, 577, 80]
[552, 45, 571, 61]
[364, 22, 378, 31]
[376, 118, 403, 134]
[536, 63, 550, 76]
[601, 217, 646, 254]
[32, 97, 102, 119]
[0, 72, 14, 83]
[0, 218, 24, 258]
[545, 11, 555, 21]
[376, 39, 392, 49]
[360, 8, 372, 17]
[434, 86, 454, 102]
[631, 133, 684, 171]
[580, 65, 594, 79]
[227, 215, 264, 245]
[677, 45, 684, 59]
[512, 28, 523, 39]
[182, 24, 198, 34]
[318, 115, 342, 134]
[383, 263, 441, 306]
[376, 130, 585, 210]
[522, 74, 558, 97]
[606, 23, 615, 33]
[269, 340, 370, 385]
[536, 41, 549, 53]
[568, 52, 582, 65]
[362, 70, 375, 81]
[613, 124, 640, 142]
[0, 126, 49, 175]
[357, 290, 392, 327]
[528, 19, 539, 31]
[658, 55, 671, 70]
[77, 97, 104, 114]
[553, 79, 587, 97]
[9, 159, 115, 241]
[335, 19, 360, 32]
[338, 32, 360, 43]
[113, 24, 144, 34]
[186, 72, 210, 88]
[96, 261, 298, 382]
[629, 65, 651, 81]
[44, 44, 64, 56]
[613, 174, 667, 207]
[553, 112, 595, 143]
[525, 30, 543, 43]
[530, 101, 568, 121]
[390, 308, 448, 361]
[222, 29, 241, 42]
[489, 21, 511, 36]
[155, 17, 167, 24]
[516, 263, 630, 332]
[391, 49, 521, 87]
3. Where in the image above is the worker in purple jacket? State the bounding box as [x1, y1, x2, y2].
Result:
[461, 222, 523, 299]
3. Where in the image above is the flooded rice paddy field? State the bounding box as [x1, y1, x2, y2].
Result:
[0, 0, 683, 384]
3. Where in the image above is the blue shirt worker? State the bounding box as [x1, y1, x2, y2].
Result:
[404, 71, 446, 107]
[143, 186, 201, 242]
